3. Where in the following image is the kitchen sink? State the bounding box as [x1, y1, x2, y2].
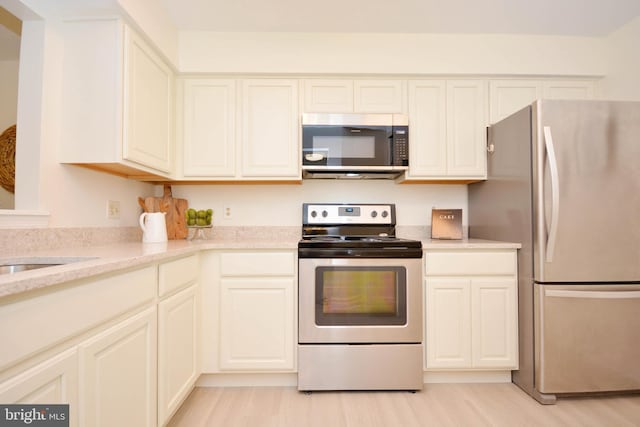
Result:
[0, 257, 97, 275]
[0, 264, 63, 274]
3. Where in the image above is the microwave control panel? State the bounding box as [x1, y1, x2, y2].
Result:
[393, 126, 409, 166]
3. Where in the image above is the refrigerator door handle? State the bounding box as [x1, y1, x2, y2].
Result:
[543, 126, 560, 263]
[545, 289, 640, 299]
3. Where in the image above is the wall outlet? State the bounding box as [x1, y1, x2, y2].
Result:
[107, 200, 120, 220]
[223, 205, 232, 219]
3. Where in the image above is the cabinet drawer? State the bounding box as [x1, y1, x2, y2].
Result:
[425, 250, 516, 276]
[0, 266, 156, 370]
[220, 252, 295, 277]
[159, 255, 199, 297]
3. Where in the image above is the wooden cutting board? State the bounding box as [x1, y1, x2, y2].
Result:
[138, 185, 188, 240]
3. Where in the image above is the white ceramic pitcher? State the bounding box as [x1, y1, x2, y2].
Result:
[139, 212, 168, 243]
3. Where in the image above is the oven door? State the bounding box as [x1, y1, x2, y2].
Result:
[299, 257, 422, 344]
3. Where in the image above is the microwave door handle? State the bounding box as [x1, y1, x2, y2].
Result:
[543, 126, 560, 263]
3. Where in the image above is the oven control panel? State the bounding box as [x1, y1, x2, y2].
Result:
[303, 203, 395, 225]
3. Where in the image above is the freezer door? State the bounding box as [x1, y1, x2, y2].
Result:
[532, 100, 640, 282]
[535, 283, 640, 394]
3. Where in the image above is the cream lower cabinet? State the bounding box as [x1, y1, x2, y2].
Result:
[0, 255, 201, 427]
[426, 278, 472, 368]
[80, 307, 158, 427]
[0, 265, 157, 422]
[217, 251, 296, 371]
[425, 249, 518, 370]
[157, 255, 200, 426]
[158, 286, 198, 425]
[0, 348, 79, 425]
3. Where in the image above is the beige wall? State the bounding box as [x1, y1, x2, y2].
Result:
[171, 181, 467, 227]
[178, 32, 606, 76]
[600, 16, 640, 101]
[0, 60, 18, 130]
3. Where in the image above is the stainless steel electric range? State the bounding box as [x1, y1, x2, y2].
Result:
[297, 203, 424, 391]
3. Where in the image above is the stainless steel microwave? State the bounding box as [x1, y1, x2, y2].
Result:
[301, 113, 409, 179]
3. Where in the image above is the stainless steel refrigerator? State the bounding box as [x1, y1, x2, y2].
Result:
[469, 100, 640, 404]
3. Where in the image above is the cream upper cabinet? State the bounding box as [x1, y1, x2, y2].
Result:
[303, 79, 354, 112]
[489, 79, 596, 123]
[60, 19, 174, 179]
[240, 79, 300, 179]
[425, 249, 518, 370]
[353, 80, 405, 113]
[406, 80, 447, 176]
[542, 80, 595, 100]
[405, 80, 487, 181]
[446, 81, 488, 178]
[303, 79, 405, 113]
[181, 79, 237, 177]
[123, 28, 173, 174]
[180, 79, 300, 180]
[489, 80, 542, 124]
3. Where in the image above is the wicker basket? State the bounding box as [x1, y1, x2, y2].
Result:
[0, 124, 16, 194]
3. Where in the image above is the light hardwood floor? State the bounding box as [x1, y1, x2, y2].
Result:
[168, 384, 640, 427]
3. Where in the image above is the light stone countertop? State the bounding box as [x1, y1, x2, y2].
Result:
[0, 235, 520, 300]
[422, 238, 521, 250]
[0, 238, 298, 300]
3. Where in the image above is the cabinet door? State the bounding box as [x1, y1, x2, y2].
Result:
[303, 79, 353, 112]
[123, 27, 173, 173]
[240, 79, 300, 178]
[425, 278, 471, 369]
[59, 19, 122, 165]
[354, 80, 405, 113]
[80, 307, 157, 427]
[446, 80, 487, 178]
[219, 277, 295, 370]
[0, 349, 79, 426]
[471, 277, 518, 369]
[182, 79, 236, 177]
[407, 80, 447, 177]
[158, 285, 199, 425]
[542, 80, 595, 100]
[489, 80, 542, 124]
